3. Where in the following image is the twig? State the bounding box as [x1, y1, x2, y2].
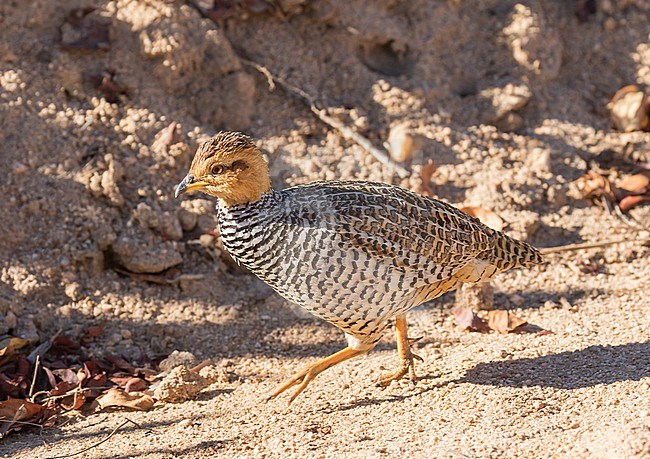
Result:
[45, 418, 141, 459]
[34, 386, 114, 404]
[240, 57, 410, 178]
[29, 354, 41, 399]
[539, 238, 647, 255]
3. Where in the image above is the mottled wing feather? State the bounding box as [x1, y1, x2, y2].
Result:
[281, 181, 498, 288]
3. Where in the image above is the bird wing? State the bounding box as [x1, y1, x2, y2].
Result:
[281, 181, 515, 288]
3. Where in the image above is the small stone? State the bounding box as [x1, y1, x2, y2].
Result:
[153, 365, 209, 403]
[177, 209, 198, 232]
[197, 215, 218, 233]
[481, 82, 532, 122]
[158, 212, 183, 241]
[494, 112, 524, 132]
[387, 123, 414, 163]
[609, 85, 649, 132]
[64, 282, 81, 301]
[112, 234, 182, 273]
[159, 350, 198, 372]
[5, 311, 17, 329]
[457, 282, 495, 311]
[12, 162, 28, 174]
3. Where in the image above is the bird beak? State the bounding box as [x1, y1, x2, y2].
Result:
[175, 174, 208, 198]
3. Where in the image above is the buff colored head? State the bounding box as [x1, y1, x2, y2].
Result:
[175, 132, 271, 207]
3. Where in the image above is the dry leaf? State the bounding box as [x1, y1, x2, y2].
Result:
[0, 398, 43, 421]
[619, 194, 650, 213]
[0, 337, 29, 357]
[487, 310, 528, 334]
[0, 398, 46, 438]
[452, 307, 489, 332]
[124, 377, 147, 393]
[618, 172, 650, 194]
[85, 71, 127, 103]
[51, 368, 81, 386]
[96, 388, 154, 411]
[460, 206, 504, 231]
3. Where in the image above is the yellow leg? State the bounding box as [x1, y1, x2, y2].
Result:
[379, 314, 423, 387]
[267, 346, 367, 404]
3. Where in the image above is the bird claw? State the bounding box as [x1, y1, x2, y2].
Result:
[378, 351, 423, 388]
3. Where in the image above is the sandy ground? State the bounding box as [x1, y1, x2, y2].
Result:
[1, 0, 649, 457]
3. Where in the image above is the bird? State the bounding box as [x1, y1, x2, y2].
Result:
[175, 131, 543, 403]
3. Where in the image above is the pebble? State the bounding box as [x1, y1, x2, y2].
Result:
[159, 350, 198, 372]
[387, 123, 414, 162]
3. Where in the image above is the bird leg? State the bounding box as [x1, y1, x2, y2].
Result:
[267, 346, 367, 404]
[379, 314, 423, 387]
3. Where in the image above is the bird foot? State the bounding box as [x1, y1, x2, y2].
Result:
[266, 364, 318, 404]
[266, 347, 365, 404]
[378, 351, 424, 388]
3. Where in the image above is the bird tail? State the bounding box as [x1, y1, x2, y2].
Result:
[490, 232, 543, 270]
[453, 232, 543, 284]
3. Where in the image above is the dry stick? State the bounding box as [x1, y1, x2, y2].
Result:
[539, 238, 647, 255]
[45, 418, 141, 459]
[240, 57, 410, 179]
[28, 354, 41, 399]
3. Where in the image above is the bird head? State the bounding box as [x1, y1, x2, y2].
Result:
[175, 131, 271, 207]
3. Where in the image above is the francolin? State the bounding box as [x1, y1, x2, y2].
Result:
[175, 131, 542, 403]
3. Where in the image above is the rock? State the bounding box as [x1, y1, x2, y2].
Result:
[112, 235, 182, 273]
[197, 214, 218, 233]
[456, 282, 495, 311]
[609, 85, 650, 132]
[5, 311, 17, 329]
[153, 365, 209, 403]
[387, 123, 415, 162]
[135, 4, 255, 129]
[494, 112, 524, 132]
[529, 147, 552, 176]
[159, 350, 198, 372]
[481, 82, 532, 123]
[177, 208, 197, 232]
[133, 203, 159, 229]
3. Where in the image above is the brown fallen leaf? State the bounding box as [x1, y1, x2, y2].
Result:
[452, 307, 489, 332]
[51, 368, 80, 386]
[0, 398, 46, 438]
[85, 71, 127, 103]
[487, 310, 528, 334]
[124, 377, 147, 393]
[50, 336, 81, 356]
[81, 323, 105, 345]
[619, 194, 650, 213]
[618, 171, 650, 195]
[96, 388, 154, 411]
[460, 206, 504, 231]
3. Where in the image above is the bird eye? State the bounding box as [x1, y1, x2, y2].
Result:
[211, 165, 224, 175]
